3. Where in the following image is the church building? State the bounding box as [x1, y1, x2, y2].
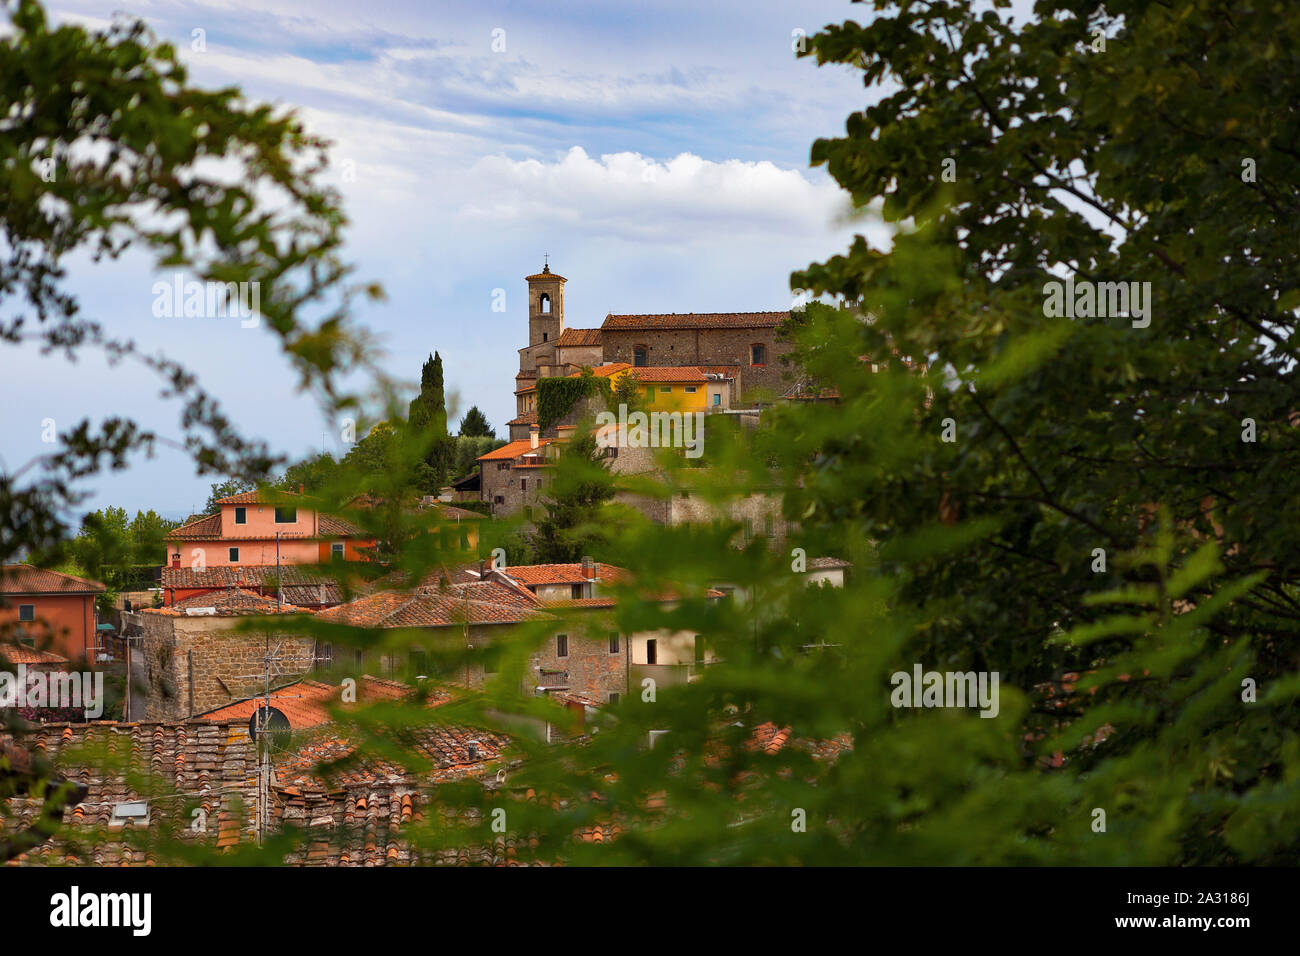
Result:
[506, 264, 795, 441]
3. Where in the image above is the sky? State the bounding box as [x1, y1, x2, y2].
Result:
[2, 0, 891, 522]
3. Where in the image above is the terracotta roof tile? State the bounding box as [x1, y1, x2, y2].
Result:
[0, 565, 105, 595]
[0, 643, 68, 664]
[148, 588, 304, 616]
[477, 437, 556, 462]
[315, 581, 544, 629]
[602, 312, 788, 331]
[198, 676, 436, 729]
[628, 366, 712, 383]
[163, 513, 223, 540]
[556, 328, 602, 347]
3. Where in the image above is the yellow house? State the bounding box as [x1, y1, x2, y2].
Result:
[631, 366, 734, 412]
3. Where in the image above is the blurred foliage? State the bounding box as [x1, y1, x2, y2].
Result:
[8, 0, 1300, 868]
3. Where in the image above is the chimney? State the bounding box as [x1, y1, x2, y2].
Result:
[529, 424, 539, 450]
[299, 483, 304, 494]
[581, 555, 595, 580]
[467, 740, 479, 762]
[479, 557, 490, 579]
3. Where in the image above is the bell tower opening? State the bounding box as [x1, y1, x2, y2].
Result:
[526, 262, 566, 351]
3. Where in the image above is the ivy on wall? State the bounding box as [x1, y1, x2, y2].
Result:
[537, 368, 612, 430]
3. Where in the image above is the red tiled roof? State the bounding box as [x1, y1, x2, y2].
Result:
[506, 412, 538, 426]
[525, 268, 566, 282]
[477, 437, 556, 462]
[161, 565, 336, 589]
[0, 643, 68, 664]
[628, 366, 711, 383]
[319, 514, 368, 536]
[602, 312, 788, 331]
[578, 363, 630, 378]
[2, 721, 260, 863]
[315, 581, 544, 629]
[198, 676, 430, 729]
[502, 563, 628, 587]
[164, 513, 222, 540]
[148, 588, 304, 616]
[0, 565, 104, 595]
[556, 328, 602, 347]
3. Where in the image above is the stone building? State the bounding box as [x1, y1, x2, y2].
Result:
[506, 263, 794, 440]
[138, 588, 315, 721]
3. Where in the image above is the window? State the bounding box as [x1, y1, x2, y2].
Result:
[494, 495, 505, 504]
[694, 635, 706, 665]
[608, 692, 620, 704]
[498, 462, 510, 471]
[228, 547, 239, 562]
[521, 478, 527, 492]
[540, 292, 551, 314]
[570, 583, 584, 599]
[633, 345, 648, 367]
[645, 638, 657, 665]
[542, 331, 548, 342]
[274, 507, 297, 523]
[317, 643, 333, 666]
[660, 386, 671, 393]
[18, 604, 35, 622]
[410, 650, 428, 676]
[331, 542, 345, 560]
[234, 506, 247, 524]
[712, 393, 722, 406]
[556, 634, 569, 658]
[109, 801, 150, 828]
[751, 343, 766, 365]
[609, 633, 620, 654]
[684, 386, 698, 393]
[764, 514, 774, 537]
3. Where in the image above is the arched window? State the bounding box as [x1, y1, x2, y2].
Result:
[540, 293, 551, 314]
[750, 343, 766, 366]
[633, 345, 648, 367]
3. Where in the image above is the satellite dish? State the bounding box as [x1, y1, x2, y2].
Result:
[249, 705, 292, 750]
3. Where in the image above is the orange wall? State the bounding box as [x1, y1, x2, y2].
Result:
[0, 593, 97, 665]
[220, 501, 316, 538]
[166, 538, 322, 568]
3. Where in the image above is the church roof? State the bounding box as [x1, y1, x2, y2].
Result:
[602, 311, 788, 331]
[556, 327, 602, 347]
[526, 267, 566, 281]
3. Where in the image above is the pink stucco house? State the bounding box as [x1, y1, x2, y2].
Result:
[163, 489, 375, 578]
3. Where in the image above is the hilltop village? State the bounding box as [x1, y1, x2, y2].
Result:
[1, 264, 850, 865]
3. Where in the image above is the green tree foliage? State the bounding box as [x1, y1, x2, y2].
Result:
[457, 406, 494, 438]
[530, 428, 617, 563]
[537, 368, 612, 430]
[11, 0, 1300, 870]
[609, 370, 644, 413]
[407, 352, 455, 489]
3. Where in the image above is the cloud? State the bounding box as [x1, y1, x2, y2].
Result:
[458, 147, 850, 243]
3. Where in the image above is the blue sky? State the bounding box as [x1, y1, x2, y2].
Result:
[4, 0, 890, 521]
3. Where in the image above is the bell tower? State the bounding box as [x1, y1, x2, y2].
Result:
[526, 261, 565, 348]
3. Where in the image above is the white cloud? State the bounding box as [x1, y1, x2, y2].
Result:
[458, 147, 851, 243]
